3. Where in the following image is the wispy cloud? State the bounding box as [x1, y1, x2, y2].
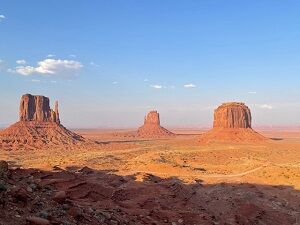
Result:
[0, 15, 5, 22]
[31, 79, 40, 83]
[150, 84, 175, 89]
[112, 81, 118, 85]
[184, 83, 196, 88]
[16, 59, 26, 65]
[144, 78, 149, 82]
[46, 54, 56, 58]
[90, 62, 100, 67]
[248, 91, 257, 94]
[259, 104, 273, 109]
[150, 84, 164, 89]
[69, 54, 76, 58]
[8, 58, 83, 76]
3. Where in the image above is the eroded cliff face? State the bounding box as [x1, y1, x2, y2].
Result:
[19, 94, 60, 124]
[200, 102, 266, 143]
[0, 94, 85, 150]
[213, 102, 251, 129]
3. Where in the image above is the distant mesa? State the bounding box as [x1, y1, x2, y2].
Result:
[137, 110, 174, 137]
[199, 102, 267, 143]
[0, 94, 85, 150]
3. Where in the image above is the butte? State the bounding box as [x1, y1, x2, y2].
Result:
[199, 102, 267, 143]
[0, 94, 85, 150]
[137, 110, 174, 138]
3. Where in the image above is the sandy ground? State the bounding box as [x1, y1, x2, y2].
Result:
[1, 128, 300, 224]
[1, 129, 299, 189]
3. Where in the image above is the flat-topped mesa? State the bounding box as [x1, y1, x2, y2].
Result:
[199, 102, 267, 143]
[19, 94, 60, 124]
[137, 110, 174, 137]
[213, 102, 251, 129]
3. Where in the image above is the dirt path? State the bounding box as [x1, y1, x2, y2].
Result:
[122, 164, 268, 179]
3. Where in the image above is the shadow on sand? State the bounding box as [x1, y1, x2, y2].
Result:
[0, 165, 299, 225]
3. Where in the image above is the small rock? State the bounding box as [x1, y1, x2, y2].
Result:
[27, 186, 33, 193]
[67, 207, 82, 219]
[26, 216, 51, 225]
[52, 191, 66, 203]
[110, 220, 119, 225]
[12, 187, 28, 203]
[178, 219, 184, 224]
[37, 211, 49, 219]
[29, 183, 38, 191]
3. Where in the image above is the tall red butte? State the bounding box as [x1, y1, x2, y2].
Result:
[137, 110, 174, 137]
[0, 94, 85, 150]
[199, 102, 267, 143]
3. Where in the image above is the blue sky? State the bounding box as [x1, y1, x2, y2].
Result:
[1, 0, 300, 128]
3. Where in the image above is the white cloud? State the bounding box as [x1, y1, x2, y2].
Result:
[16, 59, 26, 65]
[69, 54, 76, 58]
[112, 81, 118, 85]
[31, 79, 40, 82]
[15, 66, 36, 75]
[0, 15, 5, 22]
[46, 54, 56, 58]
[184, 83, 196, 88]
[150, 85, 164, 89]
[9, 58, 83, 76]
[259, 104, 273, 109]
[144, 78, 149, 82]
[50, 80, 57, 83]
[248, 91, 257, 94]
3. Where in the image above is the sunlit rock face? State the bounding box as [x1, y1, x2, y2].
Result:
[213, 102, 252, 129]
[19, 94, 60, 124]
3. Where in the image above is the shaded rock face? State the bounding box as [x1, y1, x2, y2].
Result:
[19, 94, 60, 124]
[137, 111, 174, 137]
[213, 102, 252, 129]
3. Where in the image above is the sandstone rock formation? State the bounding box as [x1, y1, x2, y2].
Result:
[200, 102, 266, 143]
[19, 94, 60, 123]
[0, 94, 85, 150]
[137, 111, 174, 137]
[213, 102, 251, 129]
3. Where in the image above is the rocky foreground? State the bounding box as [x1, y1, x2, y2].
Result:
[0, 160, 299, 225]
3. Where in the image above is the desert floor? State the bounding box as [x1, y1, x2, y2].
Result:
[1, 128, 299, 189]
[1, 129, 300, 224]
